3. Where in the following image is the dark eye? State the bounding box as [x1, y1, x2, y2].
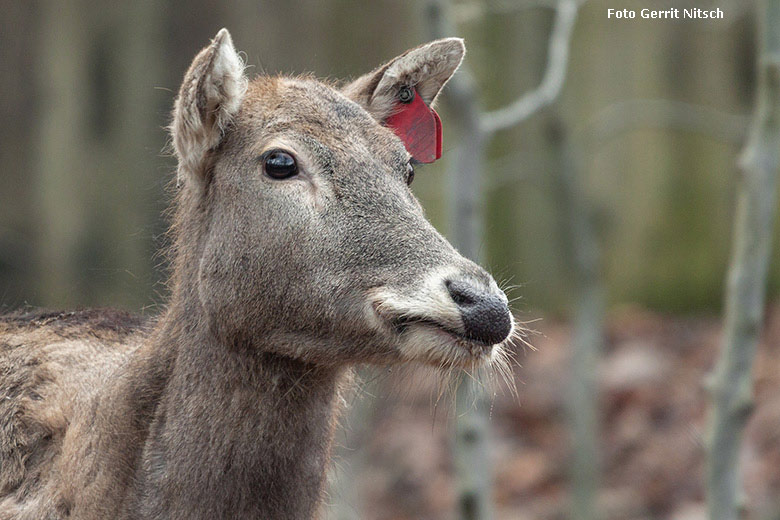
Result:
[263, 150, 298, 179]
[405, 162, 415, 186]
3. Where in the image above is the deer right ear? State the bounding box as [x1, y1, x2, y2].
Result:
[342, 39, 464, 162]
[171, 28, 247, 188]
[342, 38, 465, 122]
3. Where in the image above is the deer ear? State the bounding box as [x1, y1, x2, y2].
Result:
[342, 38, 465, 122]
[171, 28, 247, 188]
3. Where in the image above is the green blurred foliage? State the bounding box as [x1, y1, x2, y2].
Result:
[0, 0, 774, 315]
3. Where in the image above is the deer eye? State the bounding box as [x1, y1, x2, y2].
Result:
[405, 162, 415, 186]
[263, 150, 299, 180]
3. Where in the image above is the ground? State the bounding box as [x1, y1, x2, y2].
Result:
[332, 305, 780, 520]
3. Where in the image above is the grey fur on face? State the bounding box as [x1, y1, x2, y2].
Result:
[174, 31, 514, 368]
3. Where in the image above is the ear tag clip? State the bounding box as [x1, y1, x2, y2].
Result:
[386, 86, 443, 163]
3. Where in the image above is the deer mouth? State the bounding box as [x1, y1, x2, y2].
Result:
[367, 280, 512, 367]
[390, 315, 495, 357]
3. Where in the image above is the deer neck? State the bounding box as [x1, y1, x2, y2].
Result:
[130, 304, 345, 520]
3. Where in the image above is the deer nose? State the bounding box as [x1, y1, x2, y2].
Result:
[445, 279, 512, 345]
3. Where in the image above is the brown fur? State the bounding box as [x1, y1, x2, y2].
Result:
[0, 30, 513, 519]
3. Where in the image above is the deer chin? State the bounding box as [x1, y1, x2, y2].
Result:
[392, 317, 501, 369]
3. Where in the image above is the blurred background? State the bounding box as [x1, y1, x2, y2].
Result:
[2, 0, 779, 519]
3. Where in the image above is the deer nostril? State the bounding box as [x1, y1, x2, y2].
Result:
[445, 279, 512, 345]
[445, 279, 477, 306]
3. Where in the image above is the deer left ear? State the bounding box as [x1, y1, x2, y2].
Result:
[171, 28, 247, 188]
[342, 38, 465, 122]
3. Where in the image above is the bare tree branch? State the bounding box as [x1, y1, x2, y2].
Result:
[482, 100, 749, 194]
[707, 2, 780, 519]
[583, 99, 749, 145]
[453, 0, 560, 24]
[480, 0, 581, 135]
[425, 2, 586, 520]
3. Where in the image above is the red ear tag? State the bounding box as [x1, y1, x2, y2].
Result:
[385, 88, 443, 163]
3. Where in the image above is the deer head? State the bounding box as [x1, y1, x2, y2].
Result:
[169, 29, 514, 369]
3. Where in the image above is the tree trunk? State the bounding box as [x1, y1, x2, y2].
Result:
[425, 2, 493, 518]
[553, 120, 604, 520]
[425, 1, 583, 517]
[707, 2, 780, 519]
[443, 29, 495, 520]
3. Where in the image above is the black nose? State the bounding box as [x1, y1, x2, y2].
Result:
[445, 279, 512, 345]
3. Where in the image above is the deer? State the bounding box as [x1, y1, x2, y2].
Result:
[0, 29, 515, 519]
